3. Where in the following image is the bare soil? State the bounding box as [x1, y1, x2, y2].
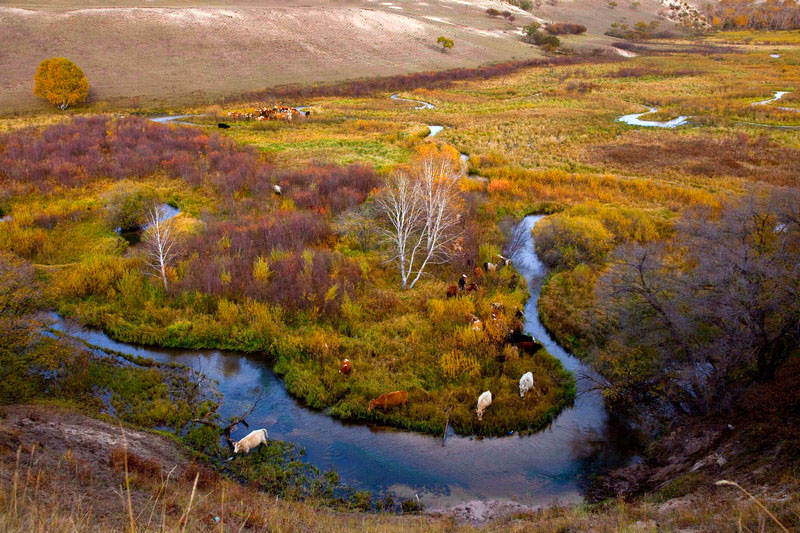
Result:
[0, 404, 191, 526]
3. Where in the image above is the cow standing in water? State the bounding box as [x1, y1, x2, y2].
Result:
[233, 429, 269, 454]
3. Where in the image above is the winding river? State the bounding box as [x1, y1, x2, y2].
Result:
[53, 215, 636, 511]
[618, 106, 689, 128]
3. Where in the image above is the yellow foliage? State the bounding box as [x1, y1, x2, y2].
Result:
[216, 298, 239, 326]
[487, 179, 512, 195]
[413, 143, 461, 167]
[252, 256, 272, 283]
[502, 344, 520, 363]
[460, 178, 486, 193]
[440, 351, 480, 379]
[427, 297, 475, 326]
[54, 255, 129, 299]
[243, 299, 283, 338]
[33, 57, 89, 110]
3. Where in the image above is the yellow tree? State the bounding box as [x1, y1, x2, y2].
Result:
[33, 57, 89, 110]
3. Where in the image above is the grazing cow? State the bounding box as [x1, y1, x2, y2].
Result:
[516, 341, 541, 353]
[305, 111, 311, 117]
[470, 314, 483, 332]
[368, 390, 408, 412]
[339, 358, 352, 375]
[514, 307, 524, 318]
[273, 184, 282, 196]
[233, 429, 269, 454]
[218, 123, 231, 129]
[473, 267, 484, 280]
[458, 274, 467, 291]
[446, 285, 459, 298]
[507, 331, 534, 344]
[476, 390, 492, 421]
[497, 254, 512, 267]
[465, 283, 479, 293]
[510, 318, 525, 336]
[484, 262, 499, 273]
[519, 372, 534, 398]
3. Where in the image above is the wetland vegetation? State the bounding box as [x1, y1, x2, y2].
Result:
[1, 30, 800, 530]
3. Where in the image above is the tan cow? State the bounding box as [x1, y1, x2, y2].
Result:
[233, 429, 269, 454]
[368, 390, 408, 412]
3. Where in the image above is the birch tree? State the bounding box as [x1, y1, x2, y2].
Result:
[376, 149, 463, 289]
[143, 205, 179, 290]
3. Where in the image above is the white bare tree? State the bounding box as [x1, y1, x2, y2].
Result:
[142, 205, 179, 290]
[376, 153, 463, 289]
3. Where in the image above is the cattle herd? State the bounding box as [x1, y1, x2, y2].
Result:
[338, 255, 543, 425]
[229, 251, 541, 455]
[227, 105, 311, 123]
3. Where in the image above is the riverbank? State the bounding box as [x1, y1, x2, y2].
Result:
[2, 401, 796, 530]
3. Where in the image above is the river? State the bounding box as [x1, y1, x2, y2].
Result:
[52, 214, 636, 511]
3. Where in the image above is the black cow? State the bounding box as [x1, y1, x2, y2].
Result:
[218, 123, 231, 129]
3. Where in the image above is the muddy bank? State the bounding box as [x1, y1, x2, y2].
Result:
[585, 357, 800, 503]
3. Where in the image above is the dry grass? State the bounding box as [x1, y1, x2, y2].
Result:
[1, 429, 797, 531]
[0, 0, 544, 115]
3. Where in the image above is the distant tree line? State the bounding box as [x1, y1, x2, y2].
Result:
[706, 0, 800, 30]
[236, 56, 605, 102]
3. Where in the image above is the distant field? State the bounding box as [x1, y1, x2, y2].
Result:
[0, 0, 669, 114]
[704, 29, 800, 44]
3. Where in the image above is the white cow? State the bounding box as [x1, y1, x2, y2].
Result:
[233, 429, 269, 454]
[519, 372, 534, 398]
[476, 390, 492, 421]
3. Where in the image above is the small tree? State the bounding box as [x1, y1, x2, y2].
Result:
[376, 146, 464, 290]
[33, 57, 89, 110]
[142, 205, 180, 290]
[437, 36, 455, 52]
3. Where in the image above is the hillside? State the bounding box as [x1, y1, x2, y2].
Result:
[0, 0, 673, 114]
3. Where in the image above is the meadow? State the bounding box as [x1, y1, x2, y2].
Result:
[1, 36, 800, 529]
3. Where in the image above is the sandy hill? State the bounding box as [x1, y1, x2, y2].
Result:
[0, 0, 674, 112]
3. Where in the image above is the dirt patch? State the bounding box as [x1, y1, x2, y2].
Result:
[0, 404, 189, 483]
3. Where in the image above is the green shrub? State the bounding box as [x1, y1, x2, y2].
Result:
[533, 214, 614, 270]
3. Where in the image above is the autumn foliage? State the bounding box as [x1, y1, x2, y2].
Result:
[33, 57, 89, 110]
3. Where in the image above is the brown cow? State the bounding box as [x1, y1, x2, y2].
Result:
[368, 390, 408, 412]
[465, 283, 479, 292]
[473, 267, 484, 280]
[339, 358, 352, 375]
[446, 285, 459, 298]
[516, 341, 540, 353]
